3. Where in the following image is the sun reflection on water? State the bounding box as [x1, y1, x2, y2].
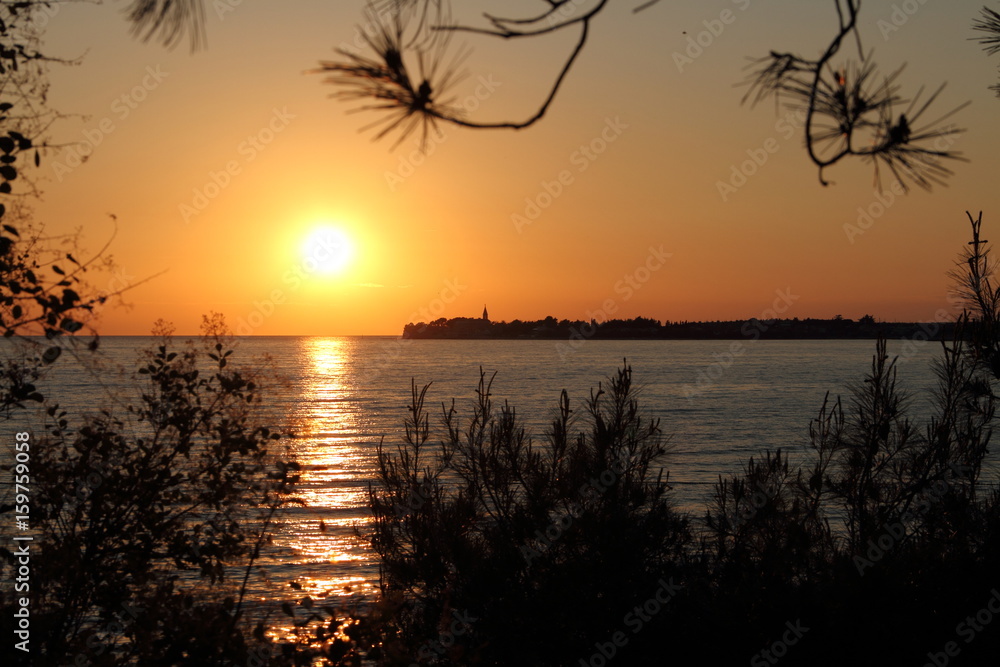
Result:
[271, 337, 378, 603]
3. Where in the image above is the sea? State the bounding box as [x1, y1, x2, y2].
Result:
[4, 335, 993, 613]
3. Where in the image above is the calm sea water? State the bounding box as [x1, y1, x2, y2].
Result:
[6, 336, 974, 607]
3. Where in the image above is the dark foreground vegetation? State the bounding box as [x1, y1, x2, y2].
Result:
[3, 1, 1000, 665]
[348, 348, 1000, 666]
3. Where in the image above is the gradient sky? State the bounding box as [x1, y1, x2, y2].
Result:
[35, 0, 1000, 335]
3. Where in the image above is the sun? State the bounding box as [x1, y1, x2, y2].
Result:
[301, 226, 354, 276]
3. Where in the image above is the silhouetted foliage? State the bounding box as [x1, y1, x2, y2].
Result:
[364, 364, 688, 665]
[356, 343, 1000, 664]
[0, 2, 154, 414]
[319, 0, 972, 193]
[125, 0, 207, 51]
[948, 211, 1000, 379]
[1, 319, 303, 666]
[314, 0, 602, 145]
[4, 3, 1000, 664]
[744, 0, 966, 191]
[359, 218, 1000, 666]
[973, 6, 1000, 95]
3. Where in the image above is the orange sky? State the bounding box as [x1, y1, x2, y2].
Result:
[34, 0, 1000, 335]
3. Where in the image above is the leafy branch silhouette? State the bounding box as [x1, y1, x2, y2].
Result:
[125, 0, 207, 51]
[973, 6, 1000, 96]
[743, 0, 966, 191]
[317, 0, 970, 194]
[313, 0, 616, 147]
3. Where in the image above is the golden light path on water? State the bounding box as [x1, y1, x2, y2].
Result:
[265, 338, 380, 608]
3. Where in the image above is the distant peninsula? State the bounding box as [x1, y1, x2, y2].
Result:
[402, 313, 956, 341]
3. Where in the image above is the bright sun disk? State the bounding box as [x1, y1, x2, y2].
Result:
[302, 227, 353, 276]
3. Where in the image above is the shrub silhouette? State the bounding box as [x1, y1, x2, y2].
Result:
[1, 318, 302, 666]
[357, 216, 1000, 666]
[364, 365, 688, 665]
[360, 343, 1000, 665]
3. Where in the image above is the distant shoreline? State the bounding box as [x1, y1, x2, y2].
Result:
[402, 316, 957, 341]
